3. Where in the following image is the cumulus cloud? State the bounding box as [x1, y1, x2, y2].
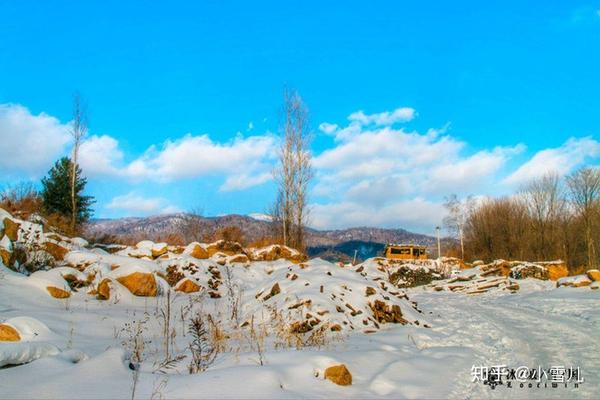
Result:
[0, 103, 276, 191]
[348, 107, 416, 126]
[82, 132, 277, 191]
[428, 145, 525, 192]
[79, 135, 124, 177]
[0, 104, 71, 176]
[106, 192, 179, 215]
[310, 109, 526, 232]
[312, 123, 519, 200]
[123, 134, 276, 182]
[503, 137, 600, 186]
[310, 198, 446, 232]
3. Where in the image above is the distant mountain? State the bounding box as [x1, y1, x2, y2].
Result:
[87, 213, 450, 262]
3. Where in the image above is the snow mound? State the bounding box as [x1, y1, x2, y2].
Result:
[0, 316, 60, 367]
[0, 342, 60, 367]
[2, 316, 54, 340]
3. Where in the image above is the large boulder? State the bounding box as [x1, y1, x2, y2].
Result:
[324, 364, 352, 386]
[28, 270, 71, 298]
[0, 235, 14, 266]
[0, 324, 21, 342]
[151, 243, 168, 259]
[184, 242, 209, 259]
[136, 241, 169, 259]
[3, 218, 20, 241]
[586, 269, 600, 282]
[116, 272, 157, 296]
[228, 254, 249, 264]
[250, 245, 304, 263]
[206, 240, 245, 257]
[175, 278, 201, 293]
[46, 286, 71, 298]
[96, 278, 112, 300]
[44, 241, 70, 261]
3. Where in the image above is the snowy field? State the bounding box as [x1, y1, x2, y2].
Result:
[1, 263, 597, 399]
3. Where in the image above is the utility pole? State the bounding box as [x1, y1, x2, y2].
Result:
[436, 226, 441, 259]
[352, 249, 358, 265]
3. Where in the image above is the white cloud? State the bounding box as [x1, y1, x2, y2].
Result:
[220, 172, 272, 192]
[428, 145, 525, 192]
[348, 107, 416, 126]
[318, 122, 338, 134]
[106, 192, 177, 215]
[79, 135, 124, 177]
[122, 134, 276, 188]
[503, 137, 600, 186]
[78, 132, 276, 191]
[310, 198, 445, 232]
[0, 104, 71, 177]
[310, 109, 527, 232]
[0, 103, 276, 192]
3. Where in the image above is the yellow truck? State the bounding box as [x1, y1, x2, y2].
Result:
[384, 243, 428, 260]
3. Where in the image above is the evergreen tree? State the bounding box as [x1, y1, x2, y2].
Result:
[41, 157, 94, 225]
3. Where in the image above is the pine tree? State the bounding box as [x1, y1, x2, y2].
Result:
[41, 157, 94, 225]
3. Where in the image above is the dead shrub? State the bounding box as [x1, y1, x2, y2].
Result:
[0, 182, 42, 219]
[213, 226, 245, 245]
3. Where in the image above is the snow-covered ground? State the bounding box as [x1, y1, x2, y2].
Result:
[1, 261, 597, 399]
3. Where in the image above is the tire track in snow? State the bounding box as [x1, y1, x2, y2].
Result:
[411, 291, 599, 399]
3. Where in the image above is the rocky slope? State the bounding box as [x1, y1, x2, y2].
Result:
[87, 213, 451, 261]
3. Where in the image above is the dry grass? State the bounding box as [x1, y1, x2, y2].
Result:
[0, 182, 42, 220]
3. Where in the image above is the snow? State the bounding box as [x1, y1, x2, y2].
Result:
[1, 255, 598, 398]
[557, 274, 592, 287]
[1, 210, 598, 398]
[27, 270, 71, 293]
[249, 213, 273, 222]
[0, 342, 60, 368]
[0, 234, 12, 251]
[0, 317, 60, 367]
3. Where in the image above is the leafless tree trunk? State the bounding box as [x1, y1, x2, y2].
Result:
[443, 194, 474, 260]
[70, 93, 87, 233]
[273, 88, 313, 251]
[566, 167, 600, 268]
[520, 173, 565, 260]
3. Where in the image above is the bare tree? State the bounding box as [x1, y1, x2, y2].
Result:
[178, 207, 205, 243]
[443, 194, 474, 260]
[520, 173, 565, 260]
[273, 88, 313, 251]
[70, 93, 88, 233]
[566, 167, 600, 268]
[463, 196, 529, 262]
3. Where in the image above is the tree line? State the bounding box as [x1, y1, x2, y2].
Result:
[445, 168, 600, 271]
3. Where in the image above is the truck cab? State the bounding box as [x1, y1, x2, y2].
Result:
[384, 244, 428, 260]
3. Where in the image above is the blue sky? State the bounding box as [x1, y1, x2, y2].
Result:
[1, 1, 599, 233]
